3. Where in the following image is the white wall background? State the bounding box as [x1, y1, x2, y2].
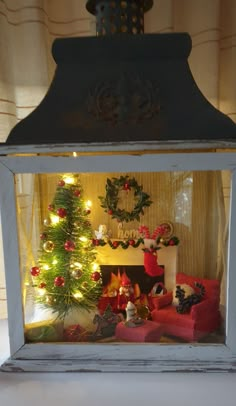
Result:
[0, 370, 236, 406]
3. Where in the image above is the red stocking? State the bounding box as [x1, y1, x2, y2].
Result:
[144, 252, 164, 277]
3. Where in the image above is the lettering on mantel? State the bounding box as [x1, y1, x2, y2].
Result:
[117, 229, 140, 240]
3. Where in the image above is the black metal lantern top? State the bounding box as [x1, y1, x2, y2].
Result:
[86, 0, 153, 35]
[5, 0, 236, 145]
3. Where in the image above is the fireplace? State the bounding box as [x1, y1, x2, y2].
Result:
[1, 0, 236, 372]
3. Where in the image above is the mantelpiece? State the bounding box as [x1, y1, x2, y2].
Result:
[0, 141, 236, 372]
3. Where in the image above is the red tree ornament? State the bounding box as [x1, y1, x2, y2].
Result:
[48, 204, 54, 212]
[57, 208, 67, 218]
[40, 233, 47, 240]
[58, 180, 65, 187]
[38, 282, 46, 289]
[112, 241, 119, 248]
[108, 209, 113, 215]
[54, 276, 65, 287]
[64, 240, 75, 251]
[30, 266, 40, 276]
[84, 209, 91, 215]
[91, 271, 101, 282]
[74, 189, 81, 197]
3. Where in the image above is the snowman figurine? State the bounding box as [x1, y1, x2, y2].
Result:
[126, 301, 137, 322]
[125, 301, 143, 328]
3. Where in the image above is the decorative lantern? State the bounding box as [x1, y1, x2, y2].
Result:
[0, 0, 236, 373]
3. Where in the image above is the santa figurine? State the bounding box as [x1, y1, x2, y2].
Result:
[117, 272, 135, 311]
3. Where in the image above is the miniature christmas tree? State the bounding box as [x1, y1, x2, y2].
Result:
[30, 174, 102, 319]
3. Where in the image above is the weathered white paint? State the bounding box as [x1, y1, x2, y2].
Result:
[0, 217, 7, 319]
[0, 140, 236, 154]
[1, 357, 236, 373]
[1, 152, 236, 174]
[11, 342, 234, 361]
[225, 169, 236, 353]
[0, 163, 25, 355]
[0, 148, 236, 372]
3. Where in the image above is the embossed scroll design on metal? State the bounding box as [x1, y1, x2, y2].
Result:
[87, 74, 160, 124]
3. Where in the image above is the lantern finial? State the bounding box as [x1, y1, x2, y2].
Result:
[86, 0, 153, 36]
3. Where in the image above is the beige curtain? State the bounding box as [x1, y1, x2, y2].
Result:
[0, 0, 235, 318]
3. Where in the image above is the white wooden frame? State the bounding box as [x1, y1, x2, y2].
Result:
[1, 143, 236, 372]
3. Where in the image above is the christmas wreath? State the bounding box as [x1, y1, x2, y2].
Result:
[99, 175, 152, 223]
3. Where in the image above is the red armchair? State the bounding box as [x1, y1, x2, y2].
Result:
[151, 272, 221, 342]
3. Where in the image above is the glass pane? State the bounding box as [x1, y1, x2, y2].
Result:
[15, 170, 229, 345]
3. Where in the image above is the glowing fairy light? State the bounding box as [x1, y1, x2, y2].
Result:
[63, 175, 75, 185]
[43, 264, 50, 271]
[79, 236, 88, 243]
[52, 259, 58, 265]
[73, 291, 83, 299]
[86, 200, 92, 208]
[73, 152, 77, 157]
[74, 262, 82, 269]
[92, 263, 99, 271]
[37, 288, 46, 297]
[51, 214, 60, 225]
